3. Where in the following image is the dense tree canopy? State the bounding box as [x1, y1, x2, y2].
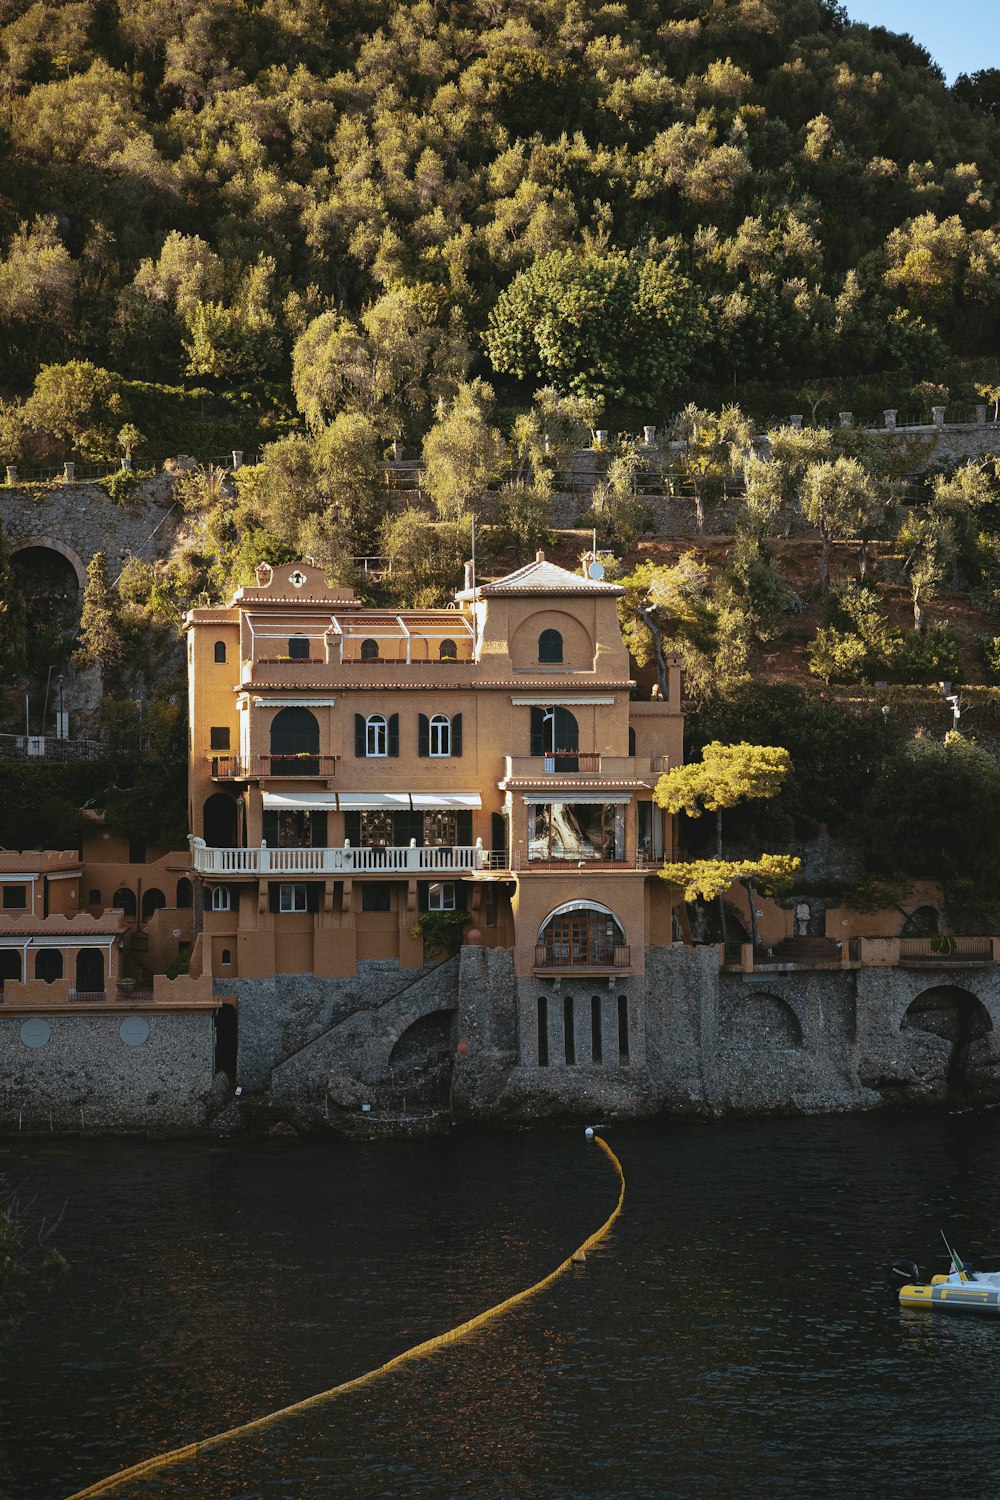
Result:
[0, 0, 997, 431]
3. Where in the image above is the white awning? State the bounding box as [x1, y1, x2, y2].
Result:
[262, 791, 338, 811]
[337, 792, 412, 810]
[510, 696, 616, 706]
[252, 697, 336, 707]
[410, 793, 482, 810]
[521, 793, 632, 804]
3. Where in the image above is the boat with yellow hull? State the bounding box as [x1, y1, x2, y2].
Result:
[889, 1242, 1000, 1315]
[899, 1273, 1000, 1314]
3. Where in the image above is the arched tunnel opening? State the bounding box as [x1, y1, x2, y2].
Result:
[901, 986, 994, 1103]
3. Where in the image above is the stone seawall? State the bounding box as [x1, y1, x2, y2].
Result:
[5, 949, 1000, 1135]
[0, 1009, 218, 1134]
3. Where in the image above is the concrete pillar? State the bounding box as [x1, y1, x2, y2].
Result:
[839, 412, 852, 428]
[63, 461, 75, 481]
[120, 456, 132, 470]
[932, 405, 945, 426]
[643, 425, 656, 447]
[4, 465, 16, 484]
[883, 409, 897, 431]
[789, 414, 802, 429]
[594, 430, 608, 448]
[232, 450, 243, 470]
[976, 405, 987, 424]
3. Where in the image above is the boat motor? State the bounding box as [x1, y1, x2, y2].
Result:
[886, 1258, 921, 1293]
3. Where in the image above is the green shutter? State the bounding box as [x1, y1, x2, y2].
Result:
[355, 713, 365, 757]
[452, 713, 462, 757]
[418, 714, 429, 756]
[388, 713, 399, 756]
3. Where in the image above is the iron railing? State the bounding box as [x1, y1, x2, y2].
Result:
[534, 943, 631, 970]
[899, 937, 994, 964]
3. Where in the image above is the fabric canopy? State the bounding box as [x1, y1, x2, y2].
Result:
[336, 792, 412, 810]
[409, 792, 482, 810]
[261, 791, 338, 811]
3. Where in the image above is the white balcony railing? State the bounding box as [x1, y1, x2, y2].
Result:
[189, 837, 489, 876]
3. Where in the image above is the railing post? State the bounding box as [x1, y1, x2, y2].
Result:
[260, 839, 269, 875]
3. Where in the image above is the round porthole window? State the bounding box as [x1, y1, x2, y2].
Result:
[119, 1016, 150, 1047]
[20, 1018, 51, 1048]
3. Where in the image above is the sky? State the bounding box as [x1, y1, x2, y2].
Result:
[843, 0, 998, 83]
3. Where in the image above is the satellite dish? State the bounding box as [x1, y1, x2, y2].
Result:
[588, 559, 605, 580]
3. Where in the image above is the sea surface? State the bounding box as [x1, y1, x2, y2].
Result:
[3, 1113, 1000, 1500]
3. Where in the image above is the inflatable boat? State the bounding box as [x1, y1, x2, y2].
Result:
[888, 1240, 1000, 1315]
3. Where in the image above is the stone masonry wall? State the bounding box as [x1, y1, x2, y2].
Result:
[0, 1009, 217, 1134]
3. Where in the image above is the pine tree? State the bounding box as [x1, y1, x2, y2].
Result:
[73, 551, 126, 684]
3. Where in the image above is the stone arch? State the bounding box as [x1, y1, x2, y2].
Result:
[537, 900, 626, 965]
[902, 984, 993, 1098]
[387, 1009, 457, 1109]
[725, 991, 803, 1048]
[11, 535, 87, 589]
[142, 887, 166, 921]
[900, 904, 941, 937]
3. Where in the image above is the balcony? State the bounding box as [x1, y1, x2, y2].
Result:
[534, 943, 631, 972]
[501, 754, 661, 786]
[190, 838, 489, 876]
[210, 755, 338, 781]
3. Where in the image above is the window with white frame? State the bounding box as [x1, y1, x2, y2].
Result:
[366, 714, 387, 757]
[211, 886, 231, 911]
[429, 714, 451, 757]
[279, 883, 308, 912]
[428, 882, 456, 911]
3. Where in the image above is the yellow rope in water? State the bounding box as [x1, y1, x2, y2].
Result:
[64, 1136, 625, 1500]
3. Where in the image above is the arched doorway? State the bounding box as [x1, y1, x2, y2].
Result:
[111, 887, 136, 917]
[35, 949, 63, 983]
[203, 792, 239, 848]
[142, 888, 166, 922]
[902, 985, 993, 1100]
[537, 901, 626, 967]
[269, 707, 319, 775]
[176, 878, 193, 908]
[214, 1003, 238, 1083]
[723, 992, 803, 1048]
[0, 951, 21, 989]
[75, 949, 105, 994]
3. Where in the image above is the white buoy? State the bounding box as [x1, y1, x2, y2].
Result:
[585, 1126, 595, 1139]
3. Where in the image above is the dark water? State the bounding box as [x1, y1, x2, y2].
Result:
[4, 1114, 1000, 1499]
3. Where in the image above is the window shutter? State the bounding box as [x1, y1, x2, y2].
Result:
[457, 810, 473, 846]
[388, 713, 399, 757]
[418, 713, 429, 757]
[530, 706, 545, 756]
[355, 713, 365, 757]
[452, 713, 462, 757]
[343, 811, 361, 846]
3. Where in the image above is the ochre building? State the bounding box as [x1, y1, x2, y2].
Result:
[185, 555, 683, 989]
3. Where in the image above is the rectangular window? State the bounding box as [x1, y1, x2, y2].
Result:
[128, 837, 146, 864]
[360, 810, 393, 846]
[278, 883, 308, 912]
[288, 637, 310, 659]
[528, 804, 624, 862]
[2, 885, 27, 910]
[424, 811, 458, 847]
[428, 882, 456, 911]
[210, 726, 231, 751]
[361, 883, 391, 912]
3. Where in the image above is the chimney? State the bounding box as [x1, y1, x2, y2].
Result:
[464, 561, 473, 591]
[535, 549, 545, 562]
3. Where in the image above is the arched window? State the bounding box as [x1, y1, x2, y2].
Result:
[112, 887, 137, 918]
[142, 888, 166, 922]
[537, 901, 626, 968]
[211, 887, 231, 912]
[288, 635, 309, 659]
[539, 629, 563, 663]
[366, 713, 387, 757]
[429, 714, 451, 757]
[628, 725, 636, 756]
[361, 638, 379, 661]
[530, 706, 578, 762]
[176, 878, 193, 909]
[270, 707, 319, 774]
[439, 638, 457, 661]
[220, 949, 232, 965]
[35, 949, 63, 983]
[214, 641, 227, 663]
